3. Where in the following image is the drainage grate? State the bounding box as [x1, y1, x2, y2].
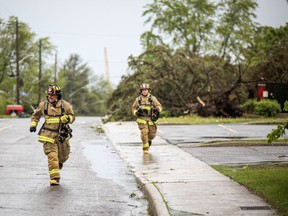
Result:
[240, 206, 271, 211]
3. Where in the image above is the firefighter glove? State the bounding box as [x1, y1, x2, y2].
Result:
[60, 115, 70, 123]
[151, 112, 160, 122]
[153, 107, 160, 114]
[30, 126, 36, 133]
[136, 108, 148, 117]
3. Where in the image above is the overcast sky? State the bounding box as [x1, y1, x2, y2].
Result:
[0, 0, 287, 86]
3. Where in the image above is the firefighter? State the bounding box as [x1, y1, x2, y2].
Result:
[132, 83, 162, 154]
[29, 84, 75, 186]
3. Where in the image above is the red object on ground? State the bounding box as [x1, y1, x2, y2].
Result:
[5, 105, 24, 115]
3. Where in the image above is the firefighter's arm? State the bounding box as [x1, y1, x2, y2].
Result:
[152, 96, 163, 112]
[61, 101, 75, 124]
[30, 102, 44, 132]
[132, 98, 139, 116]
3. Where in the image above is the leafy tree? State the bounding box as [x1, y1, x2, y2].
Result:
[248, 23, 288, 83]
[141, 0, 216, 53]
[107, 0, 260, 120]
[58, 54, 91, 111]
[215, 0, 258, 62]
[58, 54, 111, 116]
[0, 17, 55, 112]
[107, 45, 245, 120]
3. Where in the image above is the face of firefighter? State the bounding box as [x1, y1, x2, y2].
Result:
[47, 94, 57, 103]
[141, 89, 149, 96]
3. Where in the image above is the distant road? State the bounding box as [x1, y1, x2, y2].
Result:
[158, 124, 288, 165]
[158, 123, 286, 145]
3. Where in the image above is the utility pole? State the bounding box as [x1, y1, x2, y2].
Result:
[104, 47, 110, 83]
[54, 52, 57, 83]
[15, 18, 20, 104]
[38, 39, 42, 104]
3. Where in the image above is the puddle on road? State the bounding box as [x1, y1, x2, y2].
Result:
[83, 142, 137, 192]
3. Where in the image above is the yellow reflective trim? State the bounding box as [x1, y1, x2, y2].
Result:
[142, 106, 151, 110]
[49, 169, 59, 175]
[30, 121, 37, 127]
[142, 143, 149, 148]
[136, 118, 147, 124]
[136, 118, 156, 125]
[46, 118, 60, 124]
[38, 135, 55, 144]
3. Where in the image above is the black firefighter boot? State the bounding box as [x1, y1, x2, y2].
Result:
[148, 140, 152, 146]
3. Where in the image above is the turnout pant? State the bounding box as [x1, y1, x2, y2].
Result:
[43, 140, 70, 180]
[138, 123, 157, 145]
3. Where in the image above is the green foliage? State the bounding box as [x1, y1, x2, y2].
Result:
[58, 54, 111, 116]
[107, 78, 140, 121]
[216, 0, 258, 62]
[213, 164, 288, 216]
[142, 0, 257, 62]
[0, 17, 55, 110]
[142, 0, 216, 53]
[248, 23, 288, 83]
[242, 99, 282, 117]
[241, 99, 257, 114]
[0, 17, 111, 116]
[254, 100, 281, 117]
[108, 45, 246, 120]
[267, 101, 288, 143]
[267, 123, 288, 144]
[107, 0, 262, 121]
[0, 95, 13, 115]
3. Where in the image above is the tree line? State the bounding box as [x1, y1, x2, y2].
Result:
[1, 1, 287, 120]
[0, 16, 111, 116]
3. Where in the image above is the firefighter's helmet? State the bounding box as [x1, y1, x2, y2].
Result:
[140, 83, 151, 90]
[45, 84, 62, 99]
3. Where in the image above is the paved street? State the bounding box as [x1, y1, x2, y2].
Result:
[158, 124, 288, 165]
[1, 118, 287, 216]
[0, 117, 148, 216]
[158, 123, 287, 144]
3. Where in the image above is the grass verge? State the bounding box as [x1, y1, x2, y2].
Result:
[159, 115, 285, 125]
[212, 163, 288, 216]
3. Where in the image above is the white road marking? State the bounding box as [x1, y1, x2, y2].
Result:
[218, 124, 237, 133]
[0, 125, 13, 131]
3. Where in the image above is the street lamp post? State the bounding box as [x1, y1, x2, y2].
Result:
[15, 18, 20, 104]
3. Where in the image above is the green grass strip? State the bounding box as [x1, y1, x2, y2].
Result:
[212, 163, 288, 216]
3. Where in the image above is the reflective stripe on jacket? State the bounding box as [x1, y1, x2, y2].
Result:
[30, 99, 75, 144]
[132, 93, 162, 125]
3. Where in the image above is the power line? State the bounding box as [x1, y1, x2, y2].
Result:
[33, 31, 140, 38]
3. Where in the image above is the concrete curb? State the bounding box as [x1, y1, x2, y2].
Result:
[143, 183, 170, 216]
[103, 124, 170, 216]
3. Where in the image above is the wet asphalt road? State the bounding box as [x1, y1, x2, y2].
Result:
[1, 117, 288, 215]
[0, 117, 148, 216]
[158, 124, 288, 165]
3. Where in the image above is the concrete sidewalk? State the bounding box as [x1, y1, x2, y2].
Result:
[104, 121, 279, 216]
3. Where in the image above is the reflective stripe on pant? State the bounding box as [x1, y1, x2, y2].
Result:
[138, 123, 157, 145]
[43, 140, 70, 180]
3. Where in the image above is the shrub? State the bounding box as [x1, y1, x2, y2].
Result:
[254, 100, 281, 117]
[241, 99, 257, 114]
[0, 97, 14, 115]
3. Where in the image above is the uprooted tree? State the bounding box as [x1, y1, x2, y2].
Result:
[107, 0, 259, 120]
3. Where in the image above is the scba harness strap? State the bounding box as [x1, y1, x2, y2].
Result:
[44, 100, 64, 116]
[138, 94, 154, 110]
[40, 100, 73, 143]
[137, 94, 159, 123]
